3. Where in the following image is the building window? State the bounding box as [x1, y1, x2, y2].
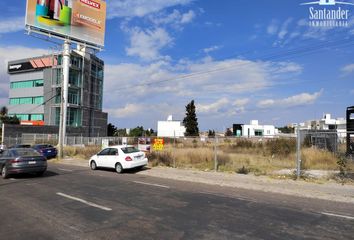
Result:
[68, 89, 80, 105]
[255, 130, 263, 136]
[9, 96, 44, 105]
[33, 96, 44, 105]
[9, 114, 29, 121]
[31, 114, 44, 121]
[10, 79, 44, 89]
[69, 69, 81, 87]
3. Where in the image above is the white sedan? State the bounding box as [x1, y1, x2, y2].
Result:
[89, 145, 148, 173]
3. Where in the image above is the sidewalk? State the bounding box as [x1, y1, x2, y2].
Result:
[54, 158, 354, 204]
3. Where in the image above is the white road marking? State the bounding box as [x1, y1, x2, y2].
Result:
[133, 181, 170, 189]
[57, 168, 73, 172]
[321, 212, 354, 220]
[56, 192, 112, 211]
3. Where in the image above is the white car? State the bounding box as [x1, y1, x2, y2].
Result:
[89, 145, 148, 173]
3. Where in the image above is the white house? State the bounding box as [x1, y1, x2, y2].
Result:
[157, 115, 186, 138]
[299, 113, 347, 139]
[242, 120, 278, 137]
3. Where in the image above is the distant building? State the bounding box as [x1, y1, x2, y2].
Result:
[233, 120, 278, 138]
[299, 113, 346, 139]
[157, 115, 186, 138]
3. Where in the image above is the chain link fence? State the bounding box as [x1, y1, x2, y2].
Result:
[2, 131, 353, 180]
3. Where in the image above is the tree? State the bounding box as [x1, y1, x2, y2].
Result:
[1, 115, 20, 125]
[183, 100, 199, 136]
[225, 128, 233, 137]
[107, 123, 117, 136]
[278, 126, 295, 134]
[208, 130, 215, 138]
[129, 126, 145, 137]
[0, 106, 7, 116]
[0, 106, 19, 125]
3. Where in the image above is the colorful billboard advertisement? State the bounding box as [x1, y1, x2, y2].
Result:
[26, 0, 106, 47]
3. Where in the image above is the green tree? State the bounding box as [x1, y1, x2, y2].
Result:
[225, 128, 233, 137]
[208, 130, 215, 138]
[0, 106, 20, 125]
[129, 126, 145, 137]
[183, 100, 199, 136]
[0, 106, 7, 116]
[107, 123, 117, 136]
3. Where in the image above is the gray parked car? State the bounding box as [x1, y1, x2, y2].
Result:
[0, 148, 47, 179]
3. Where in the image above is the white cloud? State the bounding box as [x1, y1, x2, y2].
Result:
[203, 45, 222, 54]
[0, 17, 24, 34]
[148, 9, 196, 29]
[107, 0, 193, 18]
[233, 98, 249, 107]
[341, 63, 354, 76]
[106, 103, 144, 118]
[197, 98, 229, 114]
[181, 10, 196, 24]
[278, 18, 293, 39]
[125, 27, 173, 61]
[267, 20, 278, 35]
[257, 90, 323, 109]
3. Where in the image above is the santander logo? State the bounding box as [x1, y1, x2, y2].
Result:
[80, 0, 101, 9]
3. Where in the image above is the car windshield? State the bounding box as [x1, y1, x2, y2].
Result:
[121, 147, 140, 154]
[12, 149, 41, 157]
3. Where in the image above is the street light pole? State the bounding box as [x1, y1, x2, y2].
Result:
[58, 40, 70, 158]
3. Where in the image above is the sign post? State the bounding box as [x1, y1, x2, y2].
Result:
[25, 0, 107, 158]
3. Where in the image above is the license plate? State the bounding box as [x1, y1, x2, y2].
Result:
[28, 161, 36, 164]
[47, 150, 52, 153]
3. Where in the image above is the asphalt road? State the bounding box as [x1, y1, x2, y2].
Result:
[0, 163, 354, 240]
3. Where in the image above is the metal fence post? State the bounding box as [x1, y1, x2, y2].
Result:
[296, 126, 301, 179]
[214, 136, 218, 172]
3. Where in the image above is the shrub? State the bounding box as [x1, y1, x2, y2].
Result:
[236, 166, 250, 174]
[265, 138, 296, 157]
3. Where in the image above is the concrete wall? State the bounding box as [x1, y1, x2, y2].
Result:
[157, 121, 186, 137]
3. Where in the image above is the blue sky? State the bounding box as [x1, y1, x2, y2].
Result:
[0, 0, 353, 131]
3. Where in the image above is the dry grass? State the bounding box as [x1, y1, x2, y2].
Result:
[63, 146, 101, 159]
[301, 148, 339, 170]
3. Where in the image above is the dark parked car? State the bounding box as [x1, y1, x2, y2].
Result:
[0, 148, 47, 179]
[8, 144, 31, 149]
[32, 144, 58, 159]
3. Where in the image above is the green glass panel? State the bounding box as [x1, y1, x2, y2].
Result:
[19, 98, 32, 104]
[31, 114, 44, 121]
[33, 96, 44, 104]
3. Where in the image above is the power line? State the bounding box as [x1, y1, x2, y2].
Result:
[111, 37, 354, 93]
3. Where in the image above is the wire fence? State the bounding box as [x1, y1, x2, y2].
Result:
[2, 131, 354, 179]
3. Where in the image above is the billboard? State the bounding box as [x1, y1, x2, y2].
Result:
[26, 0, 106, 47]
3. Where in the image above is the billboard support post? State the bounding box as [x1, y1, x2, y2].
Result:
[58, 40, 71, 158]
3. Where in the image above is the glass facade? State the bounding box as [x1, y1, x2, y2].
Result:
[10, 79, 44, 89]
[55, 107, 82, 127]
[8, 114, 44, 121]
[9, 96, 44, 105]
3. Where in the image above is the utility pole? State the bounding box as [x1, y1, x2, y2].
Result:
[296, 125, 301, 179]
[58, 40, 71, 158]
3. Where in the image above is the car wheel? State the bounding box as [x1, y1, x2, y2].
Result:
[1, 166, 8, 179]
[90, 161, 97, 170]
[115, 163, 123, 174]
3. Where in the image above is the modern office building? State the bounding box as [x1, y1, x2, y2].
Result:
[7, 46, 107, 137]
